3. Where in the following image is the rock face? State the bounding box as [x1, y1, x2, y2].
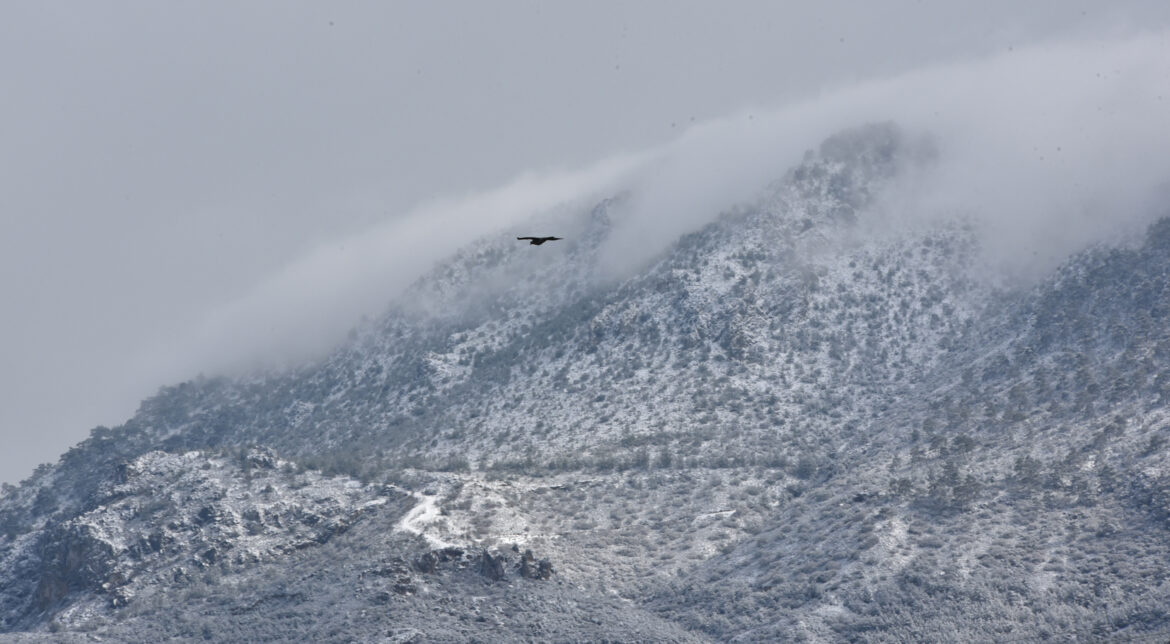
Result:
[517, 549, 554, 580]
[408, 546, 553, 584]
[33, 523, 120, 611]
[3, 123, 1170, 641]
[477, 549, 507, 582]
[1, 450, 406, 629]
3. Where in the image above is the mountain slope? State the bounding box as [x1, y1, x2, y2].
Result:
[3, 122, 1170, 642]
[651, 213, 1170, 641]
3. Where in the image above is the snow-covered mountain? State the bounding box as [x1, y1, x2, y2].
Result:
[3, 122, 1170, 641]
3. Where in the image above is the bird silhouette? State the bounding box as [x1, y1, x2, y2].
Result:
[516, 236, 563, 246]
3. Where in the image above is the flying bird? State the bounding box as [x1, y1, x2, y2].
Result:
[517, 236, 563, 246]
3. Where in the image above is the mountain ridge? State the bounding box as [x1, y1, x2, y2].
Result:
[4, 122, 1170, 641]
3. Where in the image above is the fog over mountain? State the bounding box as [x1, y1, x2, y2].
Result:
[6, 1, 1170, 487]
[139, 31, 1170, 398]
[4, 5, 1170, 643]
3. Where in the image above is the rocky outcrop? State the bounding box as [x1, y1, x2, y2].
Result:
[478, 549, 507, 581]
[3, 449, 402, 627]
[517, 549, 554, 580]
[33, 522, 119, 612]
[405, 546, 554, 584]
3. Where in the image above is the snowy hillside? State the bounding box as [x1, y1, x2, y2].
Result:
[3, 122, 1170, 641]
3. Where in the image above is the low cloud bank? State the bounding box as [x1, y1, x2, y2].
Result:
[603, 30, 1170, 278]
[132, 152, 648, 381]
[161, 30, 1170, 382]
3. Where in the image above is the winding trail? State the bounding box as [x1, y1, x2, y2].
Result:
[394, 490, 454, 548]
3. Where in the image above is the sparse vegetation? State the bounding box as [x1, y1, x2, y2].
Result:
[4, 125, 1170, 642]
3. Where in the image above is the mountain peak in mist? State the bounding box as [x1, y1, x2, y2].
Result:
[4, 119, 1170, 641]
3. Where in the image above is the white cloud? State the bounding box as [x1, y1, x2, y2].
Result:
[154, 30, 1170, 384]
[132, 152, 650, 381]
[601, 31, 1170, 279]
[4, 10, 1169, 485]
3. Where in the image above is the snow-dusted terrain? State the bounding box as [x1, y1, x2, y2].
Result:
[4, 122, 1170, 641]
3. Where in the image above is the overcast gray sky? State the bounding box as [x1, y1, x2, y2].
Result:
[3, 1, 1170, 485]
